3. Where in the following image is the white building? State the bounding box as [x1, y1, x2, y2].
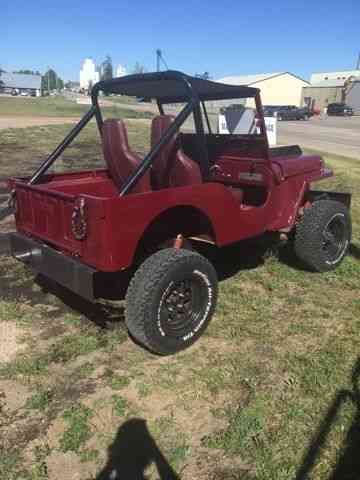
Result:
[310, 69, 360, 84]
[116, 64, 127, 78]
[80, 58, 100, 90]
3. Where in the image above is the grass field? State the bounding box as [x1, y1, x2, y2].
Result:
[0, 122, 360, 479]
[0, 95, 153, 119]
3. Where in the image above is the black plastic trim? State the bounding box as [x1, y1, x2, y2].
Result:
[10, 233, 96, 301]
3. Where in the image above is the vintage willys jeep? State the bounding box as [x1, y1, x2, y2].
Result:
[8, 71, 351, 354]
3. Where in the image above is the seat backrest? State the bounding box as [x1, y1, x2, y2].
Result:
[102, 119, 151, 194]
[151, 115, 202, 189]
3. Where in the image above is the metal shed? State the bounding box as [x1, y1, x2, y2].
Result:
[0, 72, 42, 96]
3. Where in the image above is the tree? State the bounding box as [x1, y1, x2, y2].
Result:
[195, 72, 211, 80]
[41, 69, 64, 92]
[132, 62, 147, 74]
[101, 55, 113, 82]
[87, 80, 93, 95]
[13, 69, 37, 75]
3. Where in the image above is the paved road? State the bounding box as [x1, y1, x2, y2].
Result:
[277, 116, 360, 159]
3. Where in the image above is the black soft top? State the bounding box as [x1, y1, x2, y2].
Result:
[92, 70, 259, 103]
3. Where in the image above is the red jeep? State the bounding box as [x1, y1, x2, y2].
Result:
[8, 71, 352, 354]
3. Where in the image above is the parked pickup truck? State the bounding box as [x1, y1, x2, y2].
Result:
[263, 105, 311, 121]
[6, 71, 352, 355]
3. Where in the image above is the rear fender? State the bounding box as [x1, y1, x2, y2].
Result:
[306, 190, 352, 209]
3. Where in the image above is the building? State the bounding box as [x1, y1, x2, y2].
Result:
[217, 72, 309, 107]
[345, 78, 360, 113]
[79, 58, 100, 90]
[310, 69, 360, 84]
[116, 64, 126, 78]
[302, 79, 345, 111]
[0, 72, 42, 96]
[302, 70, 360, 111]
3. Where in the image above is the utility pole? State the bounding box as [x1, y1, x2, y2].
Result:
[357, 51, 360, 70]
[156, 49, 161, 72]
[156, 49, 169, 72]
[47, 66, 50, 94]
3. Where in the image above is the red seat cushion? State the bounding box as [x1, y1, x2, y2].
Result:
[151, 115, 202, 189]
[102, 119, 151, 194]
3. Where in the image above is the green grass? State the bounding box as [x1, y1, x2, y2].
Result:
[0, 121, 150, 178]
[0, 95, 154, 119]
[25, 389, 53, 411]
[111, 394, 128, 417]
[60, 404, 93, 453]
[0, 126, 360, 479]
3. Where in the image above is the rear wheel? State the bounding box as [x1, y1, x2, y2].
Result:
[125, 248, 218, 355]
[294, 200, 351, 272]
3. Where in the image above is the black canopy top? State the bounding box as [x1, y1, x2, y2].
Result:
[92, 70, 259, 104]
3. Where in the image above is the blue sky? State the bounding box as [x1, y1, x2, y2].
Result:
[2, 0, 359, 82]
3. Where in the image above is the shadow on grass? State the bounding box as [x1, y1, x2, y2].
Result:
[195, 237, 268, 281]
[36, 275, 125, 329]
[296, 357, 360, 480]
[96, 418, 179, 480]
[278, 241, 360, 273]
[349, 243, 360, 260]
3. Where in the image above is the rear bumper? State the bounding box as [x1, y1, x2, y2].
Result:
[10, 233, 96, 301]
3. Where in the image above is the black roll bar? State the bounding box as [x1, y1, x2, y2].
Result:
[119, 102, 194, 196]
[93, 72, 210, 192]
[28, 106, 96, 185]
[26, 71, 215, 189]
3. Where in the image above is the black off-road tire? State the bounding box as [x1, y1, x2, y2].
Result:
[125, 248, 218, 355]
[294, 199, 351, 272]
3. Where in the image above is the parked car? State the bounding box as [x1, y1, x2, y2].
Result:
[327, 103, 354, 116]
[20, 90, 30, 97]
[264, 105, 310, 121]
[7, 71, 352, 355]
[298, 106, 314, 118]
[263, 105, 279, 117]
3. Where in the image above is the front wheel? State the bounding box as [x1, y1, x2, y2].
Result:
[294, 199, 351, 272]
[125, 248, 218, 355]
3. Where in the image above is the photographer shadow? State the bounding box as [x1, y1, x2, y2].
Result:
[96, 418, 180, 480]
[296, 357, 360, 479]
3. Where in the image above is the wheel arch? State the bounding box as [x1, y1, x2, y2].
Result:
[133, 205, 217, 263]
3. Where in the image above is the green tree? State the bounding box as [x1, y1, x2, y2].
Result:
[195, 72, 211, 80]
[87, 80, 93, 95]
[132, 62, 147, 74]
[41, 69, 64, 92]
[13, 69, 37, 75]
[101, 55, 113, 82]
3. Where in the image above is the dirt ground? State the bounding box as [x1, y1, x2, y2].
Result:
[0, 116, 78, 131]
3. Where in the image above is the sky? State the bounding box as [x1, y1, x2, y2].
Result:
[2, 0, 360, 82]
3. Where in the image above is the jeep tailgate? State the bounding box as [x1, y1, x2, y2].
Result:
[14, 182, 83, 254]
